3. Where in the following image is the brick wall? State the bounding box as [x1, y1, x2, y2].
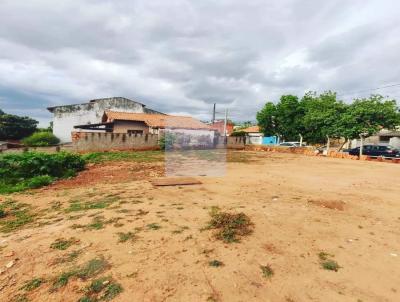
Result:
[72, 131, 159, 152]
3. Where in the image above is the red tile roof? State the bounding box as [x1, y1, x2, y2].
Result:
[104, 111, 211, 130]
[242, 125, 260, 133]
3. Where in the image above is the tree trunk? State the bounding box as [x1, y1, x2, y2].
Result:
[338, 138, 348, 151]
[359, 135, 364, 157]
[326, 135, 330, 155]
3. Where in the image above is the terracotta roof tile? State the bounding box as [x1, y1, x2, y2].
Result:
[242, 125, 260, 133]
[104, 111, 211, 130]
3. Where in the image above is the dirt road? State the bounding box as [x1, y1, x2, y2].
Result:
[1, 151, 399, 302]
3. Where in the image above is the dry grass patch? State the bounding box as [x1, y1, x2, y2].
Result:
[308, 199, 345, 211]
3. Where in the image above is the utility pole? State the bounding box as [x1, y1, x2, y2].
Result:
[359, 134, 364, 157]
[326, 135, 331, 155]
[212, 103, 216, 124]
[223, 108, 228, 136]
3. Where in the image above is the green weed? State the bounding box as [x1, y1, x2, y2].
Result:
[51, 257, 110, 291]
[52, 250, 82, 265]
[65, 196, 120, 213]
[78, 276, 123, 301]
[209, 260, 224, 267]
[0, 199, 35, 233]
[205, 208, 253, 243]
[260, 265, 274, 278]
[20, 278, 44, 291]
[82, 151, 163, 164]
[117, 232, 135, 243]
[321, 260, 340, 271]
[50, 238, 79, 250]
[0, 152, 85, 193]
[147, 223, 161, 230]
[318, 251, 340, 272]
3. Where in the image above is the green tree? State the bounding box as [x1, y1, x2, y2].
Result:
[256, 102, 277, 136]
[257, 95, 306, 140]
[301, 91, 347, 144]
[0, 110, 38, 140]
[338, 95, 400, 140]
[274, 95, 304, 140]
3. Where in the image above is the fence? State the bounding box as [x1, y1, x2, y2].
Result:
[0, 133, 248, 154]
[71, 132, 160, 152]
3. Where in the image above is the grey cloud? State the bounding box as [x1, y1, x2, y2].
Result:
[0, 0, 400, 126]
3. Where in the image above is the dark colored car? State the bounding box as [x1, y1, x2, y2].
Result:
[348, 145, 400, 158]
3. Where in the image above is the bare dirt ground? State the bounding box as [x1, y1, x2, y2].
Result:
[1, 151, 400, 302]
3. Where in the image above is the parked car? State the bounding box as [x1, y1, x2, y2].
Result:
[348, 145, 400, 157]
[278, 142, 306, 147]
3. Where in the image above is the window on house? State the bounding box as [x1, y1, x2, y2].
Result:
[127, 130, 143, 135]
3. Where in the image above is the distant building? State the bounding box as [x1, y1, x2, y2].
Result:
[47, 97, 162, 143]
[240, 126, 277, 145]
[242, 125, 263, 145]
[96, 110, 212, 134]
[210, 120, 234, 136]
[350, 129, 400, 149]
[73, 110, 215, 149]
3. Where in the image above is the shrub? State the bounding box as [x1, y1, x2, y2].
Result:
[0, 152, 85, 193]
[205, 207, 253, 243]
[158, 132, 176, 150]
[22, 131, 60, 147]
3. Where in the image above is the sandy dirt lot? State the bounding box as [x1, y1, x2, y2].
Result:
[1, 151, 399, 302]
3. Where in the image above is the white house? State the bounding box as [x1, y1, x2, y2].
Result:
[47, 97, 162, 143]
[242, 125, 263, 145]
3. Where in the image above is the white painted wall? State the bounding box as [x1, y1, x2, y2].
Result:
[51, 98, 148, 143]
[390, 137, 400, 149]
[247, 133, 263, 145]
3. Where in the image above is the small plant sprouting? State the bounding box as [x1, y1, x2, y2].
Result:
[147, 223, 161, 230]
[318, 251, 341, 272]
[321, 259, 340, 272]
[209, 260, 224, 267]
[318, 251, 332, 261]
[79, 276, 123, 301]
[260, 265, 274, 279]
[117, 232, 136, 243]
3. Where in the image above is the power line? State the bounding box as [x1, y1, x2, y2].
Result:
[337, 83, 400, 97]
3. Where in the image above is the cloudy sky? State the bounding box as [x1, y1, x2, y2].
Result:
[1, 0, 400, 126]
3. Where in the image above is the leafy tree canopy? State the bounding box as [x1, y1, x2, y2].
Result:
[300, 91, 347, 144]
[257, 92, 400, 144]
[338, 95, 400, 139]
[0, 109, 38, 140]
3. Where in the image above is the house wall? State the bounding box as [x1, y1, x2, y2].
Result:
[350, 135, 380, 148]
[72, 131, 159, 152]
[210, 121, 234, 135]
[113, 120, 150, 134]
[390, 137, 400, 149]
[51, 98, 148, 143]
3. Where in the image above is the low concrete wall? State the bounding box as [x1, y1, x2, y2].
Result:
[245, 145, 400, 164]
[215, 136, 246, 149]
[72, 132, 159, 152]
[0, 145, 73, 154]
